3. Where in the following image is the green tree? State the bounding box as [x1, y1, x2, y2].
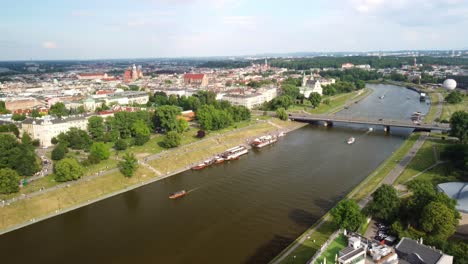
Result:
[276, 107, 288, 121]
[421, 201, 459, 239]
[0, 168, 20, 194]
[0, 101, 10, 114]
[282, 84, 300, 99]
[88, 142, 111, 163]
[49, 102, 69, 117]
[51, 143, 68, 161]
[87, 116, 105, 141]
[0, 134, 39, 176]
[114, 139, 128, 151]
[449, 111, 467, 143]
[0, 124, 19, 137]
[152, 91, 168, 106]
[366, 184, 400, 222]
[445, 91, 463, 104]
[30, 108, 41, 118]
[196, 105, 233, 130]
[132, 120, 151, 146]
[11, 113, 26, 121]
[268, 95, 294, 110]
[153, 105, 181, 132]
[176, 118, 189, 133]
[309, 92, 322, 108]
[162, 131, 181, 148]
[54, 158, 84, 182]
[331, 199, 365, 231]
[119, 152, 138, 177]
[57, 128, 92, 150]
[405, 179, 460, 224]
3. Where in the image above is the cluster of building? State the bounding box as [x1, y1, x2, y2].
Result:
[336, 234, 453, 264]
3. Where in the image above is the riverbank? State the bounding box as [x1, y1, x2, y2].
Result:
[288, 87, 373, 115]
[269, 132, 423, 264]
[0, 118, 306, 235]
[271, 82, 445, 263]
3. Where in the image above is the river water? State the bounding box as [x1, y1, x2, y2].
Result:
[0, 84, 429, 264]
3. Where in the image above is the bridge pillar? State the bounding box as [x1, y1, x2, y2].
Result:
[384, 125, 390, 133]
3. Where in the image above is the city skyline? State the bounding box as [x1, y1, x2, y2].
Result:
[1, 0, 468, 60]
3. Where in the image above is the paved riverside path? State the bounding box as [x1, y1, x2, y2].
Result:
[274, 91, 445, 264]
[270, 132, 430, 264]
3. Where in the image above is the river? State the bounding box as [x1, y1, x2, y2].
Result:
[0, 84, 429, 264]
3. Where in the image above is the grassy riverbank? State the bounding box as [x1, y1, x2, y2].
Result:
[441, 95, 468, 121]
[289, 88, 372, 115]
[0, 118, 305, 233]
[271, 133, 422, 263]
[425, 93, 440, 122]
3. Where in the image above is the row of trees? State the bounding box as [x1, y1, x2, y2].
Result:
[0, 134, 41, 194]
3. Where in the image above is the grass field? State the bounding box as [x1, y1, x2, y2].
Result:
[393, 139, 439, 185]
[394, 138, 460, 186]
[314, 235, 347, 264]
[424, 93, 440, 122]
[441, 96, 468, 121]
[351, 133, 421, 201]
[276, 220, 337, 264]
[288, 88, 371, 115]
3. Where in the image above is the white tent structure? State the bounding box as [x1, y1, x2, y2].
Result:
[437, 182, 468, 213]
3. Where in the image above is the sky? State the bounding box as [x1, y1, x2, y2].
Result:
[0, 0, 467, 60]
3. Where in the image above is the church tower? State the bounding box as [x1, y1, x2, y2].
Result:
[132, 64, 138, 80]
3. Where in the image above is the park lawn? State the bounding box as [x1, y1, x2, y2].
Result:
[408, 164, 458, 186]
[424, 93, 440, 122]
[0, 158, 120, 201]
[287, 88, 372, 115]
[393, 140, 440, 185]
[315, 235, 348, 264]
[148, 122, 278, 173]
[0, 166, 154, 231]
[441, 96, 468, 121]
[276, 220, 337, 264]
[351, 133, 421, 201]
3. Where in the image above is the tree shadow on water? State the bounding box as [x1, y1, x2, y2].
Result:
[288, 209, 318, 227]
[244, 235, 295, 264]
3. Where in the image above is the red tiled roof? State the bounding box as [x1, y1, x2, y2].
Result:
[78, 73, 105, 77]
[184, 73, 205, 80]
[96, 90, 114, 95]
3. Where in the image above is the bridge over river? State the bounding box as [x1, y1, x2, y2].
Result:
[288, 114, 451, 132]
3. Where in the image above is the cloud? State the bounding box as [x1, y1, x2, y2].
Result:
[346, 0, 468, 26]
[42, 41, 57, 49]
[222, 16, 257, 26]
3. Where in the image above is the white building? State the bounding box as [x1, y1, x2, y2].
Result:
[338, 236, 367, 264]
[105, 91, 149, 105]
[222, 87, 277, 109]
[301, 73, 324, 97]
[22, 115, 90, 147]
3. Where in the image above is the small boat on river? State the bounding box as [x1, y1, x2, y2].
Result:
[251, 135, 278, 148]
[169, 190, 187, 199]
[214, 156, 225, 164]
[222, 145, 248, 160]
[191, 159, 213, 170]
[347, 137, 355, 145]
